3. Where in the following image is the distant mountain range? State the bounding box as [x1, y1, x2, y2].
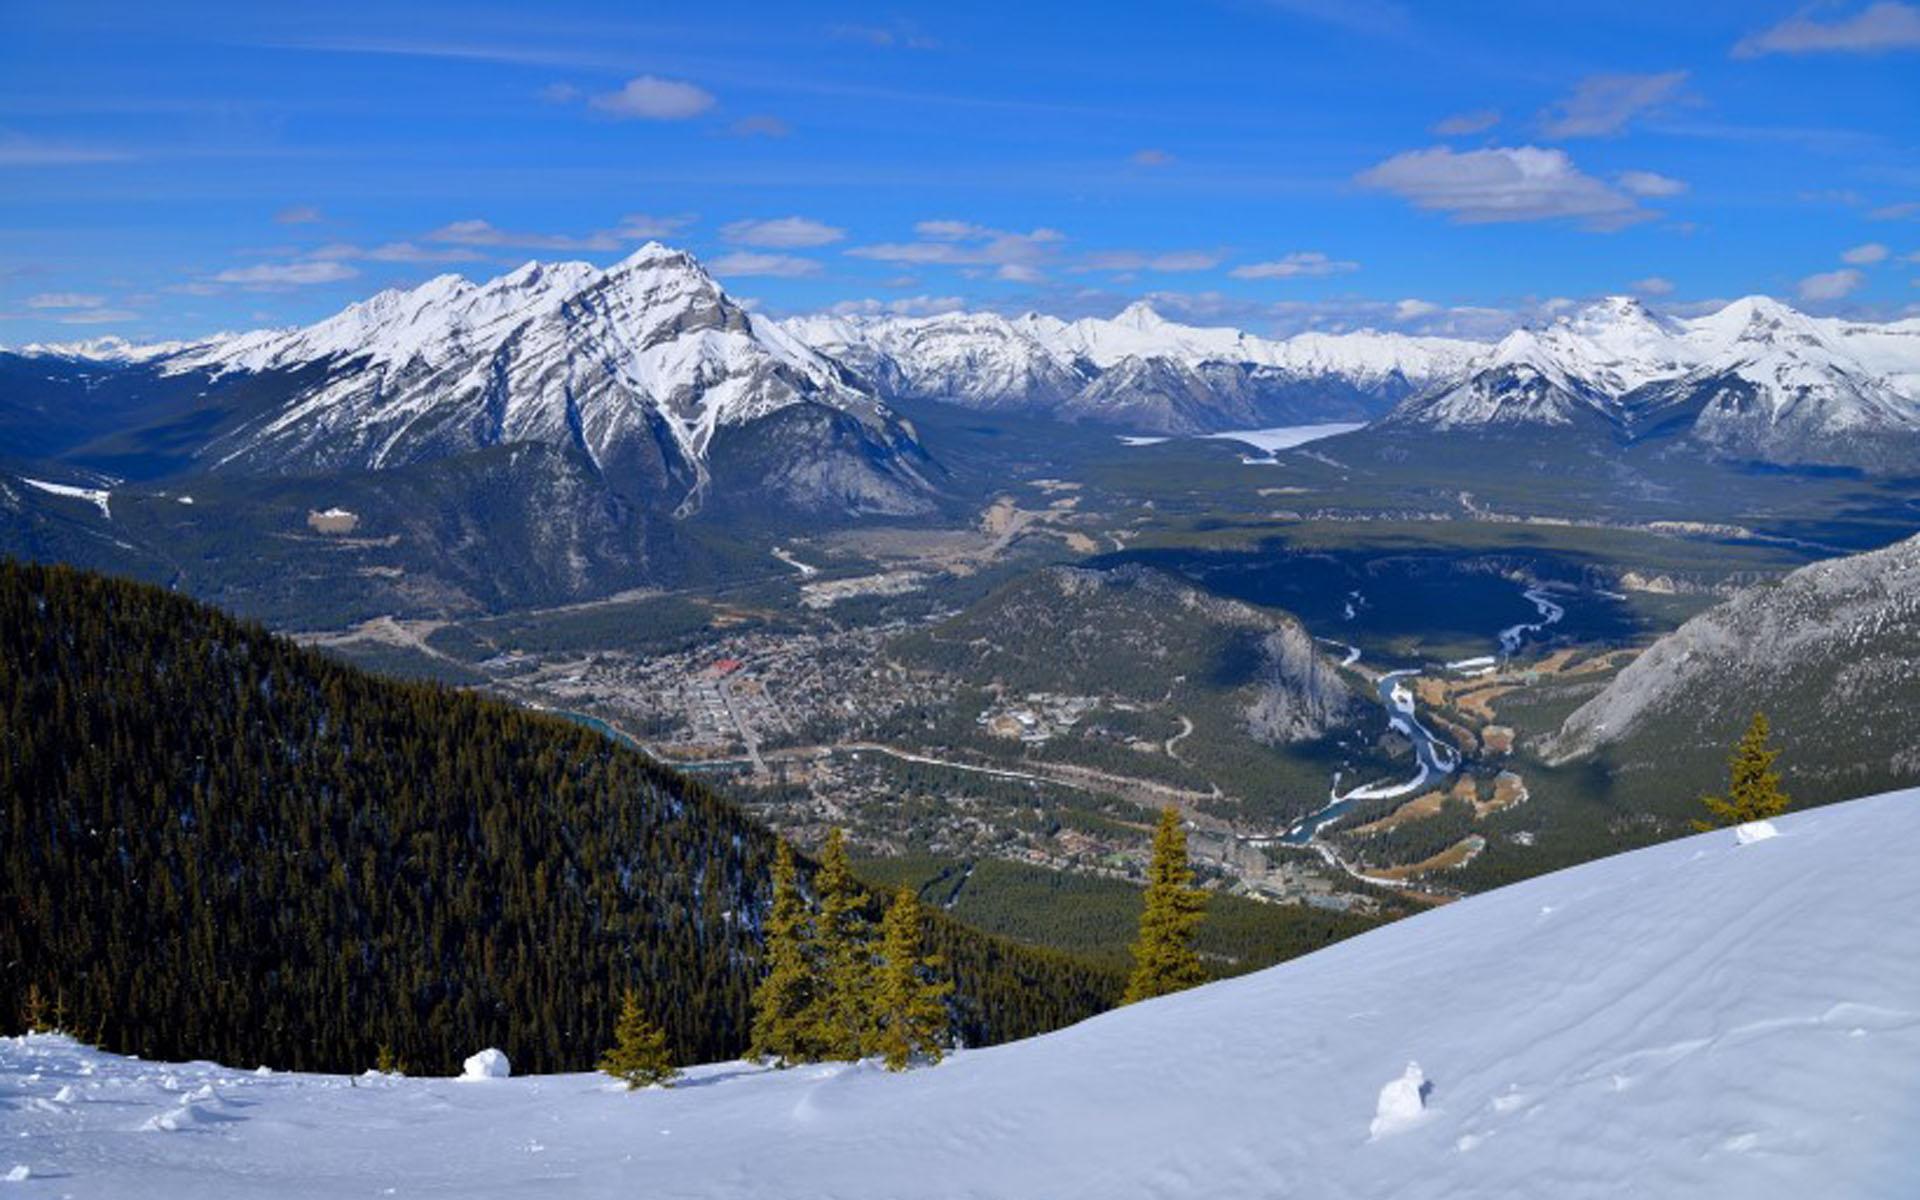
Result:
[1378, 296, 1920, 470]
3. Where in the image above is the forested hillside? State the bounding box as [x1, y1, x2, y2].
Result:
[0, 561, 1117, 1075]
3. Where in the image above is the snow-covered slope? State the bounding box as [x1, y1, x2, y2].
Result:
[10, 789, 1920, 1198]
[784, 304, 1482, 434]
[1383, 296, 1920, 467]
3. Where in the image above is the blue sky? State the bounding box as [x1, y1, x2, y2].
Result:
[3, 0, 1918, 343]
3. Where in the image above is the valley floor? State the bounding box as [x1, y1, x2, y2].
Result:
[7, 790, 1920, 1198]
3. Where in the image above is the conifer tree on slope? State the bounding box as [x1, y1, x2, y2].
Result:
[748, 841, 819, 1064]
[875, 887, 953, 1071]
[599, 989, 679, 1089]
[1123, 807, 1208, 1005]
[1695, 711, 1792, 831]
[813, 829, 878, 1060]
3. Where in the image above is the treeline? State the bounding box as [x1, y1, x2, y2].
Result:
[0, 561, 1118, 1075]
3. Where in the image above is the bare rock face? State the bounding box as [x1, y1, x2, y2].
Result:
[1545, 533, 1920, 785]
[1244, 623, 1359, 744]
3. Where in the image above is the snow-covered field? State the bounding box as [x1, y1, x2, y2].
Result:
[6, 790, 1920, 1198]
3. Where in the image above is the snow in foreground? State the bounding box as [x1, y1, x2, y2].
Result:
[6, 790, 1920, 1198]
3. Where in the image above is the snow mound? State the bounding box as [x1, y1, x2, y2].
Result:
[461, 1048, 510, 1081]
[1736, 820, 1780, 845]
[3, 1165, 29, 1183]
[1369, 1061, 1431, 1139]
[139, 1102, 213, 1133]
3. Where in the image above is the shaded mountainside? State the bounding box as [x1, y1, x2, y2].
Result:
[1543, 532, 1920, 807]
[0, 561, 1120, 1074]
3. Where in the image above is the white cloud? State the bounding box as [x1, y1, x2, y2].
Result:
[720, 216, 845, 248]
[589, 76, 716, 121]
[614, 213, 695, 239]
[425, 219, 620, 251]
[0, 135, 129, 165]
[1871, 201, 1920, 221]
[212, 261, 359, 287]
[1538, 72, 1688, 138]
[1432, 109, 1500, 136]
[1797, 267, 1865, 301]
[274, 205, 323, 225]
[826, 295, 967, 317]
[1842, 242, 1891, 264]
[1617, 170, 1688, 197]
[538, 82, 581, 104]
[1735, 3, 1920, 56]
[848, 223, 1066, 277]
[996, 263, 1045, 283]
[1229, 252, 1359, 280]
[1630, 276, 1676, 295]
[50, 308, 140, 325]
[731, 114, 790, 138]
[306, 241, 484, 264]
[1082, 249, 1223, 273]
[830, 23, 939, 49]
[1357, 145, 1650, 230]
[1131, 148, 1175, 167]
[25, 292, 105, 309]
[1394, 298, 1441, 319]
[708, 252, 821, 278]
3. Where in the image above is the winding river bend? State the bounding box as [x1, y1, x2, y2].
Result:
[1282, 582, 1568, 847]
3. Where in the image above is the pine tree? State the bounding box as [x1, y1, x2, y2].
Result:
[874, 888, 953, 1071]
[748, 841, 818, 1065]
[599, 989, 679, 1089]
[1123, 807, 1208, 1004]
[1695, 712, 1792, 831]
[813, 829, 878, 1060]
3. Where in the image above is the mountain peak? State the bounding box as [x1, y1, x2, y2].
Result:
[1113, 300, 1167, 329]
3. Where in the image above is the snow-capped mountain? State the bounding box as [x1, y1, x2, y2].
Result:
[9, 787, 1918, 1197]
[130, 245, 933, 517]
[784, 302, 1482, 435]
[1384, 296, 1920, 468]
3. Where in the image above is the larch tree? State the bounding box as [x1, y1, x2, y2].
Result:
[748, 840, 818, 1065]
[812, 829, 877, 1060]
[874, 887, 953, 1071]
[1695, 711, 1792, 831]
[1123, 807, 1208, 1005]
[599, 988, 679, 1089]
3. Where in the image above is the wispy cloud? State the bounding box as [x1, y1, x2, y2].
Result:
[1735, 3, 1920, 56]
[1630, 276, 1675, 295]
[847, 222, 1067, 280]
[1081, 249, 1223, 273]
[1842, 242, 1891, 264]
[425, 219, 620, 251]
[306, 242, 483, 264]
[1798, 267, 1865, 301]
[1538, 72, 1688, 138]
[1229, 252, 1359, 279]
[589, 76, 717, 121]
[730, 114, 791, 138]
[1357, 145, 1652, 231]
[720, 216, 845, 248]
[274, 205, 323, 225]
[212, 261, 359, 287]
[25, 292, 105, 309]
[709, 252, 822, 277]
[1870, 201, 1920, 220]
[1616, 170, 1687, 197]
[830, 22, 940, 50]
[1131, 148, 1175, 167]
[0, 135, 131, 165]
[1432, 110, 1500, 136]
